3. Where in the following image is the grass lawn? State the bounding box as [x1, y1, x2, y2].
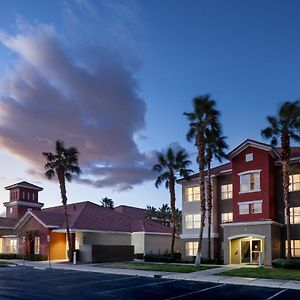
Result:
[94, 262, 217, 273]
[220, 267, 300, 281]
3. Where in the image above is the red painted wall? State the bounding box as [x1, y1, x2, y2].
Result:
[232, 146, 276, 222]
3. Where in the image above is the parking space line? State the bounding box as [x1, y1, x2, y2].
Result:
[265, 289, 287, 300]
[165, 283, 226, 300]
[97, 279, 177, 295]
[58, 276, 136, 289]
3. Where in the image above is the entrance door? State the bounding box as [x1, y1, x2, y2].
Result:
[251, 240, 261, 264]
[241, 240, 250, 263]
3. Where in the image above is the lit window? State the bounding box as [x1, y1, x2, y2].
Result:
[246, 153, 253, 162]
[239, 203, 249, 215]
[221, 184, 233, 199]
[3, 238, 17, 253]
[289, 207, 300, 224]
[240, 172, 260, 193]
[185, 186, 200, 202]
[251, 203, 262, 214]
[286, 240, 300, 257]
[9, 207, 13, 214]
[185, 214, 201, 229]
[221, 212, 233, 223]
[185, 242, 198, 256]
[289, 174, 300, 192]
[34, 237, 40, 255]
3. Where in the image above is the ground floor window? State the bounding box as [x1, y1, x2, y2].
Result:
[185, 241, 198, 256]
[34, 237, 40, 255]
[286, 240, 300, 257]
[2, 238, 18, 253]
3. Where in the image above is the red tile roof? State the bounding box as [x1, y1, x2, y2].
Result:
[29, 201, 173, 234]
[114, 205, 146, 219]
[0, 217, 17, 228]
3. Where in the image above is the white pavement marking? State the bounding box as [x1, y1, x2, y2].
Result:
[165, 283, 226, 300]
[97, 279, 177, 294]
[58, 276, 136, 289]
[265, 289, 287, 300]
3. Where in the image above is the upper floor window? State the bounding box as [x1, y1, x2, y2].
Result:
[289, 174, 300, 192]
[184, 214, 201, 229]
[221, 212, 233, 223]
[238, 200, 262, 215]
[245, 153, 253, 162]
[185, 186, 200, 202]
[289, 207, 300, 224]
[239, 170, 261, 193]
[221, 184, 232, 199]
[32, 193, 35, 201]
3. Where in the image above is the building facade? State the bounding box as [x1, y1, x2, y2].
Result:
[179, 139, 300, 265]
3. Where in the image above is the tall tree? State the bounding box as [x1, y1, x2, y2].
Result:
[205, 129, 228, 260]
[101, 197, 114, 209]
[184, 94, 221, 266]
[43, 140, 81, 261]
[261, 100, 300, 259]
[153, 148, 193, 257]
[157, 204, 171, 226]
[145, 205, 157, 219]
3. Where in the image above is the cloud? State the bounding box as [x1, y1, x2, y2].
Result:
[0, 3, 154, 191]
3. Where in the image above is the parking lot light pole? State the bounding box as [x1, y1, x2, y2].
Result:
[47, 235, 51, 269]
[22, 236, 25, 266]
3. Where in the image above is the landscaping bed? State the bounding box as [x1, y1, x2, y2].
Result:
[220, 267, 300, 281]
[94, 262, 217, 273]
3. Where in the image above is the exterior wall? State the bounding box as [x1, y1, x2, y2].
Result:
[131, 232, 145, 254]
[82, 232, 131, 246]
[232, 146, 276, 222]
[223, 222, 282, 266]
[16, 216, 49, 257]
[144, 233, 180, 255]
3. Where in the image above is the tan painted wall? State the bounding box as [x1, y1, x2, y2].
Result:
[82, 232, 131, 246]
[144, 234, 180, 255]
[131, 232, 145, 254]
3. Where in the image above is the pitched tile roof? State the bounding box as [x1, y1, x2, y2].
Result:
[28, 201, 173, 234]
[0, 217, 17, 228]
[114, 205, 146, 219]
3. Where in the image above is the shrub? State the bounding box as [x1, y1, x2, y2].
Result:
[16, 254, 47, 261]
[144, 253, 182, 263]
[134, 253, 144, 260]
[0, 254, 17, 260]
[272, 258, 300, 269]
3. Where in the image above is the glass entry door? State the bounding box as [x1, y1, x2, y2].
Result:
[240, 238, 262, 264]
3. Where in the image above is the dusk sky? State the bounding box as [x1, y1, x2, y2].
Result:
[0, 0, 300, 215]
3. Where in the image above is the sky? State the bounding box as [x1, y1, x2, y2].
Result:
[0, 0, 300, 215]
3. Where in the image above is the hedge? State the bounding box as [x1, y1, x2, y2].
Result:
[272, 258, 300, 269]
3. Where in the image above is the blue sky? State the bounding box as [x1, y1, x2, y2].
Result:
[0, 0, 300, 214]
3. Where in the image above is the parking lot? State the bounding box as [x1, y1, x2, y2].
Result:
[0, 266, 297, 299]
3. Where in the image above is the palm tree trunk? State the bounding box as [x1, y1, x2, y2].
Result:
[207, 160, 212, 261]
[282, 158, 291, 259]
[169, 176, 176, 258]
[57, 170, 73, 262]
[195, 131, 206, 266]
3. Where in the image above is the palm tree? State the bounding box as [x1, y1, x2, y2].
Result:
[101, 197, 114, 209]
[43, 140, 81, 261]
[205, 128, 228, 260]
[261, 100, 300, 259]
[173, 208, 182, 233]
[153, 148, 193, 257]
[157, 204, 171, 226]
[145, 205, 157, 219]
[184, 94, 221, 266]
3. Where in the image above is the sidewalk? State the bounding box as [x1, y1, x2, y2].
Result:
[3, 259, 300, 291]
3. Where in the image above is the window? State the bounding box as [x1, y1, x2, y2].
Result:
[286, 240, 300, 257]
[290, 207, 300, 224]
[221, 212, 233, 223]
[251, 203, 262, 214]
[22, 191, 25, 199]
[34, 237, 40, 255]
[221, 184, 232, 199]
[27, 192, 30, 200]
[246, 153, 253, 162]
[239, 203, 249, 215]
[239, 171, 261, 193]
[32, 193, 35, 201]
[185, 241, 198, 256]
[238, 200, 262, 215]
[3, 238, 17, 253]
[185, 186, 200, 202]
[289, 174, 300, 192]
[9, 207, 13, 214]
[185, 214, 201, 229]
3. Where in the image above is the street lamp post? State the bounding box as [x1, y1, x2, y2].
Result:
[47, 235, 51, 269]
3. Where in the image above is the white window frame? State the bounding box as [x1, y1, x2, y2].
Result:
[289, 174, 300, 192]
[185, 186, 200, 202]
[221, 184, 233, 200]
[185, 241, 198, 256]
[245, 153, 253, 162]
[238, 200, 262, 215]
[238, 170, 262, 194]
[221, 212, 233, 223]
[184, 214, 201, 229]
[34, 237, 40, 255]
